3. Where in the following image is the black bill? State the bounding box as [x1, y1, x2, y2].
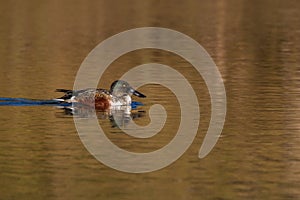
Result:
[132, 89, 146, 98]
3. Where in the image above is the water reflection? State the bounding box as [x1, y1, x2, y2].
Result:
[57, 104, 146, 128]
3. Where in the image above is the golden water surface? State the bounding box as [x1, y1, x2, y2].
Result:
[0, 1, 299, 199]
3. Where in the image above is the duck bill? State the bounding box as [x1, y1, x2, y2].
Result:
[132, 89, 146, 98]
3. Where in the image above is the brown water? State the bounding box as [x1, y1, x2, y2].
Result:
[0, 0, 300, 199]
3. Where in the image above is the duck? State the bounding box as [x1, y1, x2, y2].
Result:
[55, 80, 146, 110]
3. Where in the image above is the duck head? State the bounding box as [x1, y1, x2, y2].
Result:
[110, 80, 146, 98]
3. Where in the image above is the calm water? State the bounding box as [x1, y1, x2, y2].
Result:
[0, 1, 300, 199]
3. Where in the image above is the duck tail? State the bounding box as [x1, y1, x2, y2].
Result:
[55, 89, 74, 100]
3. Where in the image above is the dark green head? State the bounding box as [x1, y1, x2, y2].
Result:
[110, 80, 146, 98]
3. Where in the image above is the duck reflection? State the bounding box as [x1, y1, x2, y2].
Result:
[57, 103, 146, 128]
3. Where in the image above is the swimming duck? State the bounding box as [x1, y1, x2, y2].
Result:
[55, 80, 146, 110]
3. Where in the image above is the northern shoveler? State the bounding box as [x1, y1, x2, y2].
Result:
[55, 80, 146, 110]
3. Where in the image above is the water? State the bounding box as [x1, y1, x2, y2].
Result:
[0, 1, 300, 199]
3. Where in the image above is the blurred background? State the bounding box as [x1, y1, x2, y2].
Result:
[0, 0, 299, 199]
